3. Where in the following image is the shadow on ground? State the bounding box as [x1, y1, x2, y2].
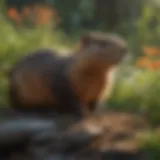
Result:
[0, 109, 153, 160]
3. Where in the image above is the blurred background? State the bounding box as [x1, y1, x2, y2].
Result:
[0, 0, 160, 157]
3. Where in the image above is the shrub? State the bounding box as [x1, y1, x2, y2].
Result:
[107, 64, 160, 125]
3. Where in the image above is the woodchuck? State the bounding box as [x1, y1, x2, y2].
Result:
[8, 32, 128, 117]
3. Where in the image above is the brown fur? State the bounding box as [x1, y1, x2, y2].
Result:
[69, 32, 128, 111]
[13, 71, 56, 107]
[8, 32, 128, 116]
[8, 49, 60, 112]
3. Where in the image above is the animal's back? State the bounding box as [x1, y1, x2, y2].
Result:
[10, 49, 58, 74]
[9, 49, 60, 111]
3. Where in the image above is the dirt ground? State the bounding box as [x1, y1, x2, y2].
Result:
[56, 111, 150, 159]
[0, 109, 153, 160]
[71, 111, 148, 150]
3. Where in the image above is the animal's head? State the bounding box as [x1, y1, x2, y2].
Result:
[77, 32, 128, 66]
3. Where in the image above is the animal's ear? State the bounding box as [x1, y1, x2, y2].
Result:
[74, 34, 92, 52]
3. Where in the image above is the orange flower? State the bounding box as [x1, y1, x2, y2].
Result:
[8, 8, 18, 18]
[7, 8, 22, 25]
[7, 8, 17, 18]
[150, 60, 160, 70]
[142, 46, 160, 56]
[136, 56, 151, 68]
[33, 5, 54, 25]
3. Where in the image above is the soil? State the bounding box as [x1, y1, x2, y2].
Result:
[71, 111, 149, 152]
[0, 109, 154, 160]
[55, 111, 151, 159]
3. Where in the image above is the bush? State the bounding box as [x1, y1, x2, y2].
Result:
[107, 64, 160, 125]
[107, 3, 160, 126]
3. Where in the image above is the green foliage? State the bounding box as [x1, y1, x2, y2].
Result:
[137, 129, 160, 160]
[113, 3, 160, 59]
[137, 4, 160, 45]
[107, 64, 160, 160]
[107, 3, 160, 126]
[108, 65, 160, 125]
